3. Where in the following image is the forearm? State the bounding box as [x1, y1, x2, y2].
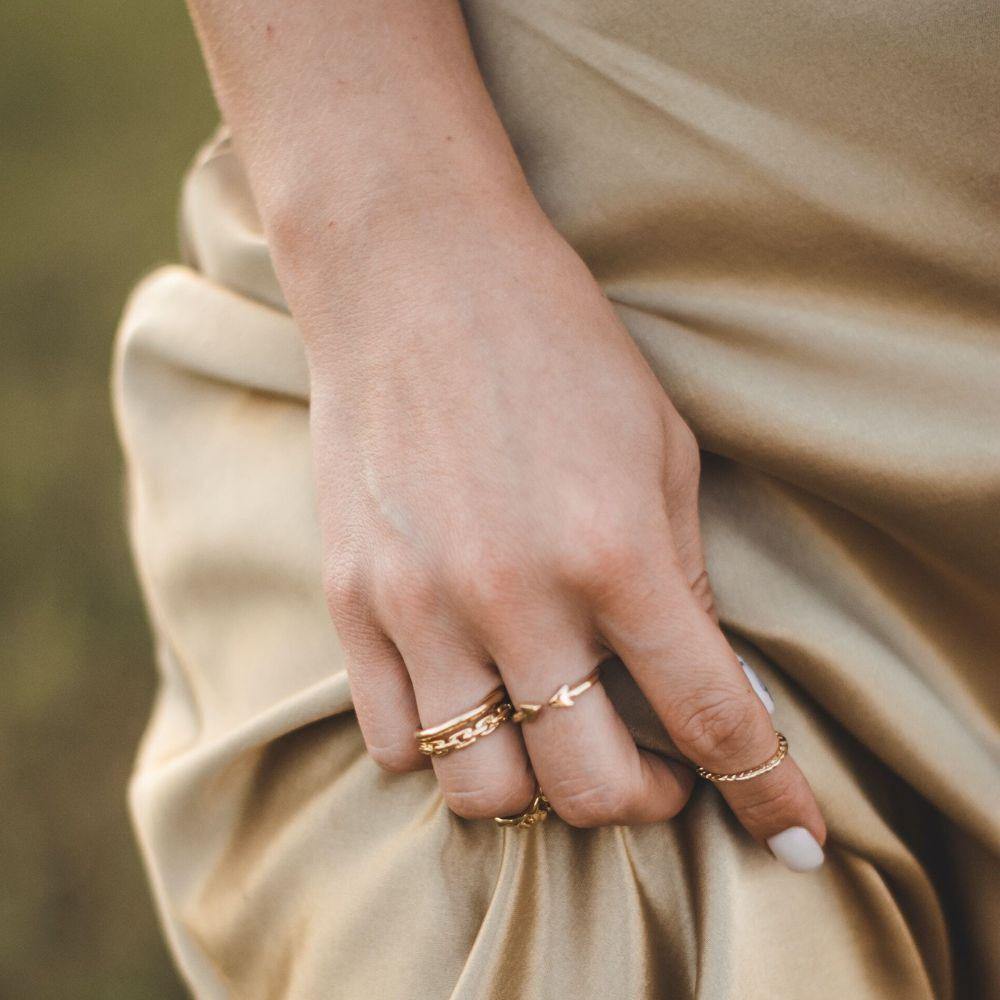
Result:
[186, 1, 541, 274]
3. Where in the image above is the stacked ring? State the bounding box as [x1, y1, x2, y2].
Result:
[415, 685, 513, 757]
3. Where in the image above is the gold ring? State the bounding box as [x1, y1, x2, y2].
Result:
[415, 686, 512, 757]
[512, 664, 603, 723]
[696, 731, 789, 783]
[495, 790, 551, 829]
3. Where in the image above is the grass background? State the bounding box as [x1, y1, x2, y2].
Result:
[1, 2, 217, 994]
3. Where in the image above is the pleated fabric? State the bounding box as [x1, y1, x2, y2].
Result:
[113, 2, 1000, 997]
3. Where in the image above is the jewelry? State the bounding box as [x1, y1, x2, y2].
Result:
[495, 790, 551, 829]
[512, 664, 603, 723]
[415, 686, 512, 757]
[696, 731, 789, 783]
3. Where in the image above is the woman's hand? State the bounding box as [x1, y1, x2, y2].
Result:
[187, 0, 825, 863]
[292, 196, 824, 855]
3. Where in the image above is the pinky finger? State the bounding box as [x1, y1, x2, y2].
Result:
[341, 625, 428, 774]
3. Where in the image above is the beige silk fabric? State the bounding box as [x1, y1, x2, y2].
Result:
[113, 2, 1000, 997]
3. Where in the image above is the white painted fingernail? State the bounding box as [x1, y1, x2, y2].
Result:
[738, 656, 775, 714]
[767, 827, 825, 872]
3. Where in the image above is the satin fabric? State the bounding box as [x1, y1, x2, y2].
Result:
[113, 2, 1000, 997]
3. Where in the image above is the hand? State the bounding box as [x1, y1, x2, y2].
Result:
[187, 0, 825, 867]
[298, 199, 826, 859]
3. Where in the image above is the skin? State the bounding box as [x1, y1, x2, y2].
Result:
[186, 0, 826, 849]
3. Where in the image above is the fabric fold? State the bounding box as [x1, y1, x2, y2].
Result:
[114, 3, 999, 995]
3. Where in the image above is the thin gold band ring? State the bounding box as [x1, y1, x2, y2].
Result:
[416, 685, 507, 739]
[512, 664, 603, 723]
[696, 731, 789, 783]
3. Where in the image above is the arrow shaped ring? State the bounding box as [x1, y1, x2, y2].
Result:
[513, 663, 603, 723]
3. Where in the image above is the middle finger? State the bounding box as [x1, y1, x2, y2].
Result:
[487, 616, 694, 828]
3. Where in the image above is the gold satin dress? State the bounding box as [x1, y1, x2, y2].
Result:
[112, 2, 1000, 997]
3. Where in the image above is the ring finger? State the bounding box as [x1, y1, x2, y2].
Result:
[397, 624, 537, 820]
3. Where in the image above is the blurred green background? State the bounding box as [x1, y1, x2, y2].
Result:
[2, 2, 217, 995]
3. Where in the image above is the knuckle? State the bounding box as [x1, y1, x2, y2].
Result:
[323, 558, 368, 615]
[737, 778, 801, 829]
[374, 557, 439, 621]
[454, 552, 525, 613]
[673, 688, 758, 762]
[443, 787, 497, 821]
[444, 777, 535, 821]
[323, 563, 374, 640]
[689, 569, 714, 611]
[558, 520, 643, 594]
[367, 738, 424, 774]
[666, 422, 701, 490]
[548, 777, 631, 829]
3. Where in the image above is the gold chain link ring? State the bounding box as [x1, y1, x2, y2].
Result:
[415, 686, 513, 757]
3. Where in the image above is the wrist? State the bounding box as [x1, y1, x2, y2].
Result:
[281, 183, 578, 376]
[265, 154, 546, 267]
[264, 164, 565, 356]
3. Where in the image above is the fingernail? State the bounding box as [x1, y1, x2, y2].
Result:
[767, 827, 825, 872]
[738, 656, 775, 714]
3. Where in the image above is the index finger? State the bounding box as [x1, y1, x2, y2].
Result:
[592, 552, 827, 872]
